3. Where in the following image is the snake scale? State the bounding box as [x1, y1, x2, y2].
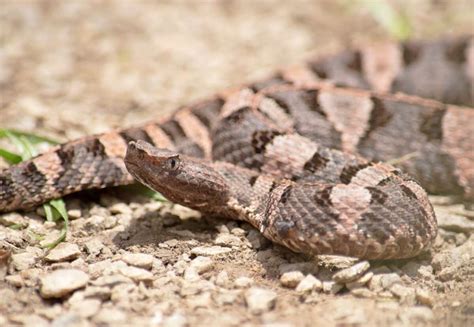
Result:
[1, 36, 473, 259]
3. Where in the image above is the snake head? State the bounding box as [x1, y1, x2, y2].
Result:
[125, 140, 229, 209]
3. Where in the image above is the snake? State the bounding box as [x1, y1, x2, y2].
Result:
[1, 36, 473, 259]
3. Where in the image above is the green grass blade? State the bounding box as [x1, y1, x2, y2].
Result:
[0, 148, 22, 164]
[42, 199, 69, 249]
[0, 128, 59, 145]
[363, 0, 412, 40]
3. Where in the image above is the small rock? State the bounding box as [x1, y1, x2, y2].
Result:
[215, 270, 230, 287]
[67, 209, 82, 219]
[230, 227, 246, 237]
[84, 239, 104, 257]
[350, 288, 375, 298]
[70, 298, 101, 318]
[437, 211, 474, 233]
[245, 287, 277, 314]
[214, 234, 241, 247]
[295, 274, 322, 293]
[322, 281, 344, 294]
[191, 246, 232, 257]
[378, 273, 402, 290]
[280, 271, 305, 288]
[332, 261, 370, 283]
[416, 288, 434, 307]
[40, 269, 89, 298]
[278, 262, 316, 275]
[390, 284, 416, 305]
[187, 292, 212, 309]
[213, 289, 240, 305]
[5, 274, 23, 287]
[234, 276, 254, 288]
[246, 229, 270, 250]
[184, 267, 200, 282]
[0, 212, 28, 228]
[346, 272, 373, 290]
[317, 255, 359, 269]
[11, 252, 37, 271]
[162, 312, 188, 327]
[83, 286, 111, 301]
[93, 308, 127, 325]
[119, 266, 154, 283]
[121, 252, 154, 269]
[45, 242, 81, 262]
[109, 203, 132, 215]
[190, 256, 214, 274]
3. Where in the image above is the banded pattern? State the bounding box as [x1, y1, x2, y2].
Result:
[0, 36, 473, 259]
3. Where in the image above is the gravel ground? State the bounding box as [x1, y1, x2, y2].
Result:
[0, 1, 473, 326]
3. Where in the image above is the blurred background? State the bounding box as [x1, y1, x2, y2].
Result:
[0, 0, 472, 141]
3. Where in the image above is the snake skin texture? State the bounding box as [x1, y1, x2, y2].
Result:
[1, 36, 473, 258]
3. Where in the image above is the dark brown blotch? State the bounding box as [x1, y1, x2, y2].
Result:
[119, 128, 154, 145]
[303, 151, 329, 173]
[361, 97, 393, 140]
[339, 162, 372, 184]
[251, 130, 282, 154]
[313, 186, 333, 207]
[366, 186, 388, 205]
[419, 108, 446, 141]
[401, 184, 418, 201]
[280, 186, 292, 204]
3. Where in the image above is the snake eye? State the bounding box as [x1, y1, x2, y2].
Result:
[166, 156, 180, 171]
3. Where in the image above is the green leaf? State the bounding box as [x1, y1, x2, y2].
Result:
[0, 128, 59, 145]
[0, 148, 22, 164]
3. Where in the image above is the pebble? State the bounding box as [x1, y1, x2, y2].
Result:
[187, 292, 212, 309]
[84, 239, 105, 257]
[432, 236, 473, 276]
[40, 269, 89, 298]
[401, 261, 433, 279]
[280, 271, 305, 288]
[295, 274, 322, 293]
[246, 229, 270, 250]
[92, 274, 133, 288]
[345, 272, 373, 290]
[436, 211, 474, 233]
[11, 252, 37, 271]
[317, 255, 359, 269]
[0, 212, 29, 228]
[332, 261, 370, 283]
[390, 284, 416, 305]
[190, 256, 214, 274]
[350, 288, 375, 298]
[5, 274, 24, 287]
[369, 273, 402, 291]
[322, 281, 344, 294]
[234, 276, 254, 288]
[70, 298, 101, 318]
[214, 234, 242, 247]
[119, 266, 154, 283]
[191, 246, 232, 257]
[109, 202, 133, 215]
[45, 242, 81, 262]
[278, 262, 316, 275]
[415, 288, 434, 307]
[93, 308, 127, 325]
[121, 252, 154, 269]
[215, 270, 230, 287]
[230, 227, 246, 237]
[162, 312, 188, 327]
[245, 287, 277, 314]
[213, 289, 240, 305]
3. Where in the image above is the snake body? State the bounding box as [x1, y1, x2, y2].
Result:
[1, 36, 473, 259]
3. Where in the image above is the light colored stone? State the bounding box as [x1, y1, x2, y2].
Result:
[190, 256, 214, 274]
[280, 271, 305, 288]
[332, 261, 370, 283]
[119, 266, 154, 282]
[400, 306, 434, 324]
[40, 269, 89, 298]
[234, 276, 254, 288]
[278, 262, 316, 275]
[245, 287, 277, 314]
[187, 292, 212, 309]
[84, 239, 104, 256]
[11, 252, 37, 271]
[322, 281, 344, 294]
[246, 229, 270, 250]
[45, 242, 81, 262]
[162, 312, 188, 327]
[70, 298, 101, 318]
[350, 288, 375, 298]
[390, 284, 416, 305]
[5, 274, 24, 287]
[416, 288, 434, 307]
[121, 252, 154, 269]
[214, 233, 242, 247]
[213, 289, 240, 305]
[93, 308, 127, 325]
[437, 211, 474, 233]
[295, 274, 322, 293]
[377, 273, 402, 290]
[215, 270, 230, 287]
[190, 246, 232, 256]
[316, 255, 359, 269]
[346, 272, 373, 290]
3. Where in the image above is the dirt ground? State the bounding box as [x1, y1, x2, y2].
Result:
[0, 1, 473, 326]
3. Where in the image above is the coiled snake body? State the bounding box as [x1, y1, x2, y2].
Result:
[1, 36, 474, 259]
